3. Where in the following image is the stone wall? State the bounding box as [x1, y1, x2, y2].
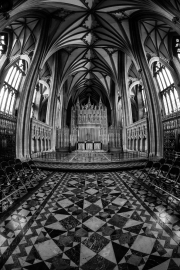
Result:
[56, 127, 70, 151]
[162, 112, 180, 156]
[31, 118, 52, 154]
[126, 118, 147, 153]
[0, 112, 16, 161]
[70, 98, 108, 149]
[109, 126, 123, 151]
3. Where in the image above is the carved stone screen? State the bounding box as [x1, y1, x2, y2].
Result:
[71, 98, 108, 150]
[78, 127, 100, 141]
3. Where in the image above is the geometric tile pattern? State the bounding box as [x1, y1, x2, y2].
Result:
[117, 171, 180, 241]
[0, 170, 52, 213]
[1, 171, 180, 269]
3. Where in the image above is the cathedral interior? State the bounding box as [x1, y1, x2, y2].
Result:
[2, 0, 180, 269]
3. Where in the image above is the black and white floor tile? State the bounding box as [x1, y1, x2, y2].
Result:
[118, 171, 180, 243]
[0, 171, 180, 269]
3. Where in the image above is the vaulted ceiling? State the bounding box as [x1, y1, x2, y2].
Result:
[3, 0, 178, 106]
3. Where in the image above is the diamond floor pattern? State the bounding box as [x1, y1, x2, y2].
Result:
[0, 171, 180, 269]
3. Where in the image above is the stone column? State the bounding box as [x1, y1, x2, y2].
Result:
[118, 52, 132, 152]
[130, 18, 163, 157]
[137, 85, 145, 119]
[16, 18, 50, 159]
[32, 84, 40, 119]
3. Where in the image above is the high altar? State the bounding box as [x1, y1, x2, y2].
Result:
[70, 98, 108, 151]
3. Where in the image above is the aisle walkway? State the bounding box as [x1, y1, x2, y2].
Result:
[0, 172, 180, 270]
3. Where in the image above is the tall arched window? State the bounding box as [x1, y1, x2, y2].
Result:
[0, 33, 8, 58]
[153, 61, 180, 115]
[0, 59, 27, 115]
[141, 87, 147, 113]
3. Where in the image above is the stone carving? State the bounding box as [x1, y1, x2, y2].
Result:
[71, 97, 108, 147]
[83, 15, 99, 29]
[0, 111, 16, 159]
[126, 118, 147, 152]
[83, 32, 98, 45]
[51, 8, 73, 21]
[31, 119, 52, 154]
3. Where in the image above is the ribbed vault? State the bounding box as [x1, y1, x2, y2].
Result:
[1, 0, 180, 159]
[4, 0, 175, 107]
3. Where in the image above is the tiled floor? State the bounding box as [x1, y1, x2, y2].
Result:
[118, 171, 180, 240]
[1, 171, 180, 269]
[71, 152, 110, 163]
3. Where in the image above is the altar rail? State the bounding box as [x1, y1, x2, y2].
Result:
[32, 151, 146, 163]
[126, 118, 148, 153]
[30, 118, 52, 154]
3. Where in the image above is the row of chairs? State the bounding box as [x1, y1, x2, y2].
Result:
[0, 159, 45, 212]
[138, 158, 180, 199]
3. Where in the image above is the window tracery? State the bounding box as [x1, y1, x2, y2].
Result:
[0, 33, 8, 58]
[154, 62, 180, 115]
[0, 59, 27, 115]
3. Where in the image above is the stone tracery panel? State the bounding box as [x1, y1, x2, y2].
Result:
[31, 118, 52, 154]
[70, 98, 108, 149]
[126, 118, 147, 153]
[0, 112, 16, 160]
[162, 112, 180, 156]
